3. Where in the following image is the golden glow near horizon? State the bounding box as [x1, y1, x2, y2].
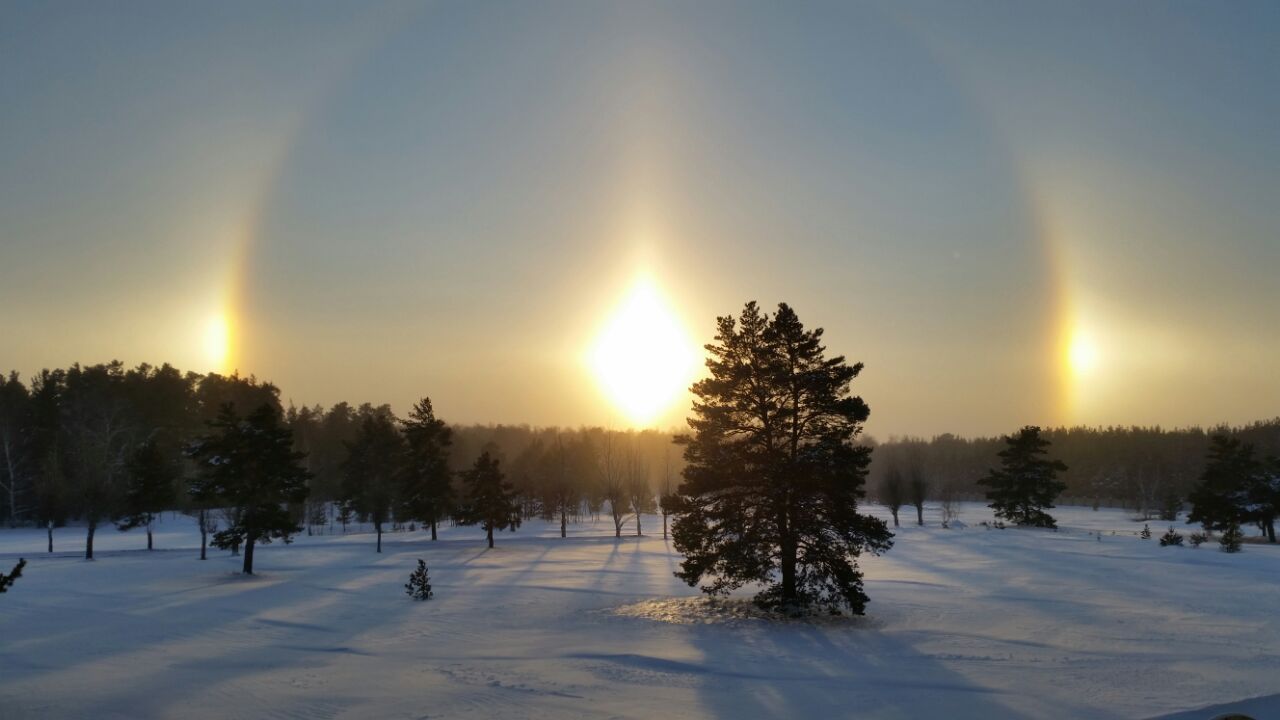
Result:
[589, 277, 698, 427]
[203, 313, 231, 373]
[1068, 328, 1099, 377]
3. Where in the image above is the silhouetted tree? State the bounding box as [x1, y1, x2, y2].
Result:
[188, 404, 310, 574]
[978, 426, 1067, 528]
[1187, 435, 1277, 542]
[405, 559, 432, 600]
[880, 466, 905, 528]
[341, 413, 405, 553]
[0, 372, 31, 526]
[399, 398, 453, 541]
[116, 438, 178, 550]
[667, 302, 892, 614]
[907, 465, 928, 526]
[457, 451, 520, 548]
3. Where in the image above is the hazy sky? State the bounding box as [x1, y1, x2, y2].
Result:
[2, 1, 1277, 439]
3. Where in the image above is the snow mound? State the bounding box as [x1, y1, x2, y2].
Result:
[611, 596, 862, 626]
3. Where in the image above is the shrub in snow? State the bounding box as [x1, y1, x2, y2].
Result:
[405, 559, 433, 600]
[1140, 524, 1152, 540]
[1188, 532, 1209, 547]
[1159, 527, 1183, 546]
[0, 558, 25, 595]
[1219, 522, 1243, 553]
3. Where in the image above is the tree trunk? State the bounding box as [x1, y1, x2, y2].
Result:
[636, 512, 641, 536]
[560, 505, 566, 538]
[663, 510, 668, 540]
[47, 523, 53, 553]
[486, 524, 494, 549]
[85, 522, 96, 560]
[2, 436, 16, 527]
[430, 518, 438, 541]
[147, 523, 154, 551]
[779, 535, 797, 604]
[890, 509, 899, 527]
[376, 522, 382, 553]
[200, 525, 207, 560]
[1267, 519, 1276, 543]
[242, 533, 256, 574]
[916, 504, 924, 526]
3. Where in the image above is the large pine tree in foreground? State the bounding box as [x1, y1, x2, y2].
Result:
[978, 426, 1067, 528]
[188, 404, 310, 574]
[666, 302, 892, 615]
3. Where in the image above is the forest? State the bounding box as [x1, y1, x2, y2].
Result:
[1, 360, 1278, 548]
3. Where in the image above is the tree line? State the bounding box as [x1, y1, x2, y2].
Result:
[871, 419, 1280, 520]
[0, 363, 681, 565]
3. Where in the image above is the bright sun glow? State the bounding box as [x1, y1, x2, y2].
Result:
[203, 313, 231, 373]
[1068, 330, 1099, 376]
[590, 278, 698, 427]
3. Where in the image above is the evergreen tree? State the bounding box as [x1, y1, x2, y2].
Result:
[666, 302, 892, 614]
[341, 413, 405, 553]
[398, 398, 453, 541]
[1158, 527, 1183, 546]
[1140, 523, 1152, 539]
[0, 372, 32, 527]
[1219, 521, 1243, 553]
[116, 438, 178, 550]
[457, 451, 520, 548]
[405, 559, 432, 600]
[1186, 435, 1276, 542]
[188, 404, 310, 574]
[0, 558, 24, 594]
[978, 426, 1067, 528]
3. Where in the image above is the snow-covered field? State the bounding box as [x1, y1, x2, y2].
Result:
[1, 504, 1276, 719]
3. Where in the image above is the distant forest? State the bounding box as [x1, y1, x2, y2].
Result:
[1, 361, 1277, 534]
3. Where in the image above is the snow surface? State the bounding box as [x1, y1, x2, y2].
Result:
[0, 504, 1276, 719]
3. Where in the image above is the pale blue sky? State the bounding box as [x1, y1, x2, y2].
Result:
[2, 1, 1277, 437]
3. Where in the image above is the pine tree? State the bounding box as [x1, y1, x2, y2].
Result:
[1159, 527, 1183, 546]
[1219, 521, 1243, 553]
[116, 438, 178, 550]
[188, 404, 310, 574]
[341, 413, 405, 553]
[398, 398, 453, 541]
[977, 426, 1067, 528]
[0, 558, 24, 594]
[404, 559, 433, 600]
[457, 451, 520, 548]
[666, 302, 892, 615]
[1139, 523, 1152, 539]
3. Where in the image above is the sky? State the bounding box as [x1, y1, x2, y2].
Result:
[2, 1, 1278, 439]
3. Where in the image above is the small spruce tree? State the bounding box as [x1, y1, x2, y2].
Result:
[1158, 527, 1183, 546]
[405, 559, 432, 600]
[1219, 521, 1243, 553]
[977, 426, 1067, 528]
[1188, 531, 1208, 547]
[1140, 524, 1152, 539]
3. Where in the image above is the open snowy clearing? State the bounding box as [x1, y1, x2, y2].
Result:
[1, 504, 1276, 719]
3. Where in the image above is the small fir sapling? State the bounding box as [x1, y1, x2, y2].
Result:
[1140, 524, 1152, 539]
[1218, 522, 1243, 553]
[405, 559, 433, 600]
[1188, 531, 1209, 547]
[1158, 527, 1184, 546]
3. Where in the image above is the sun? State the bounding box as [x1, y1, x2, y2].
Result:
[589, 278, 698, 427]
[203, 313, 231, 373]
[1068, 330, 1099, 376]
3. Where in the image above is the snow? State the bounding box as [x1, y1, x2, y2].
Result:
[0, 504, 1277, 719]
